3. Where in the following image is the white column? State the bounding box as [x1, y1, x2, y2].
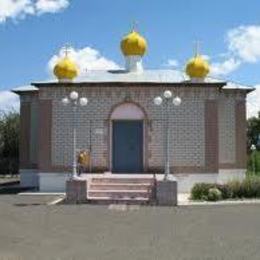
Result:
[190, 77, 205, 83]
[125, 55, 143, 73]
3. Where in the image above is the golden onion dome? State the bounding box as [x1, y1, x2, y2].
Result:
[54, 56, 78, 82]
[121, 30, 147, 56]
[185, 55, 210, 79]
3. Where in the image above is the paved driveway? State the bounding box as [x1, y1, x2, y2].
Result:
[0, 195, 260, 260]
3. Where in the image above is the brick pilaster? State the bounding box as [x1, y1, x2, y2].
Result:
[38, 100, 52, 171]
[20, 102, 31, 168]
[205, 100, 219, 172]
[235, 100, 247, 168]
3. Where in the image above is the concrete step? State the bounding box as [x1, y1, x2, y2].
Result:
[91, 177, 154, 184]
[87, 175, 155, 204]
[88, 190, 151, 199]
[87, 197, 150, 205]
[87, 196, 149, 201]
[89, 183, 152, 191]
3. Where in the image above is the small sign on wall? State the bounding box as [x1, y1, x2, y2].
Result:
[95, 128, 104, 135]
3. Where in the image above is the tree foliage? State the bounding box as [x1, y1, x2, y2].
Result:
[247, 111, 260, 150]
[0, 110, 19, 175]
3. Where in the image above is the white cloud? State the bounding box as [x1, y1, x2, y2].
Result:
[247, 85, 260, 118]
[0, 91, 19, 112]
[48, 46, 120, 76]
[228, 25, 260, 63]
[0, 0, 33, 22]
[165, 59, 179, 68]
[210, 58, 241, 77]
[35, 0, 69, 14]
[166, 24, 260, 78]
[201, 54, 210, 61]
[0, 0, 69, 23]
[208, 25, 260, 77]
[210, 25, 260, 76]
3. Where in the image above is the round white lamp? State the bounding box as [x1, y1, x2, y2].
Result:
[62, 97, 70, 105]
[79, 97, 88, 106]
[173, 96, 182, 106]
[163, 90, 173, 99]
[251, 144, 257, 151]
[70, 91, 79, 101]
[154, 96, 163, 106]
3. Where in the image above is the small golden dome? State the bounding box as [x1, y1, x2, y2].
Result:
[121, 30, 147, 56]
[186, 55, 210, 79]
[54, 56, 78, 82]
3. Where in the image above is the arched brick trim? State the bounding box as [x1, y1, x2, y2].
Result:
[107, 101, 148, 121]
[107, 101, 149, 173]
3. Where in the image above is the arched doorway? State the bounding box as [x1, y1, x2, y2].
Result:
[110, 103, 146, 173]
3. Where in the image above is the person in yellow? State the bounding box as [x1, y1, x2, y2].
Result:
[77, 150, 90, 174]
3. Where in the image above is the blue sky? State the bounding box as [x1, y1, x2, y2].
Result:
[0, 0, 260, 115]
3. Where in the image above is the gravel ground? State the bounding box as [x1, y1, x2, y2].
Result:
[0, 195, 260, 260]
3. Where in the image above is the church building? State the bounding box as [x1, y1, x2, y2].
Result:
[13, 29, 253, 193]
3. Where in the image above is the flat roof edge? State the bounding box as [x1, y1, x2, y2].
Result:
[12, 86, 39, 94]
[222, 87, 255, 94]
[32, 81, 227, 87]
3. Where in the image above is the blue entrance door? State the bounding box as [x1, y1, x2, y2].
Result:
[112, 120, 143, 173]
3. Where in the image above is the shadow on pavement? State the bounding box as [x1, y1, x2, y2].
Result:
[0, 182, 36, 195]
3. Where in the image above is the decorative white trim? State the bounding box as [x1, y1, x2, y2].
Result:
[39, 172, 70, 192]
[173, 169, 247, 193]
[58, 78, 72, 83]
[19, 169, 39, 187]
[174, 173, 218, 193]
[190, 77, 205, 83]
[37, 170, 247, 193]
[218, 169, 246, 184]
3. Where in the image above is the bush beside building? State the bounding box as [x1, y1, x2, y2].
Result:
[0, 111, 19, 176]
[191, 175, 260, 201]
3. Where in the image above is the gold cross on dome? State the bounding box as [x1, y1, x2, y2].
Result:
[194, 40, 201, 56]
[132, 20, 138, 32]
[62, 43, 72, 57]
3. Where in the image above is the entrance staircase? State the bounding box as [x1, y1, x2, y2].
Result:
[87, 175, 155, 204]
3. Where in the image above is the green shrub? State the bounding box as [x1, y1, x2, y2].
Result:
[191, 176, 260, 201]
[247, 151, 260, 175]
[190, 183, 215, 200]
[227, 176, 260, 198]
[227, 180, 243, 198]
[207, 188, 222, 201]
[240, 176, 260, 198]
[215, 184, 233, 199]
[0, 111, 19, 176]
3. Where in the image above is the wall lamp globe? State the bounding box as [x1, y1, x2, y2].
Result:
[154, 96, 163, 106]
[173, 96, 182, 106]
[70, 91, 79, 101]
[79, 97, 88, 106]
[62, 97, 70, 105]
[163, 90, 173, 99]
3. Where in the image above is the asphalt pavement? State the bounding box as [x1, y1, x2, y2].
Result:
[0, 195, 259, 260]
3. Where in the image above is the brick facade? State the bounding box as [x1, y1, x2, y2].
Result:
[19, 84, 248, 178]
